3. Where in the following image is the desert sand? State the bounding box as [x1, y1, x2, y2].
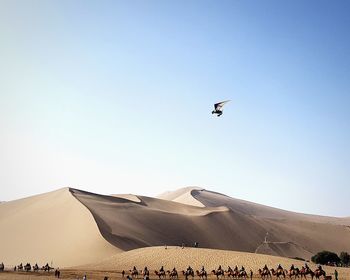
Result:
[1, 187, 350, 269]
[0, 188, 119, 267]
[72, 187, 350, 260]
[1, 247, 350, 280]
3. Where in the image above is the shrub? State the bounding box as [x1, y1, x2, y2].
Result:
[311, 251, 340, 265]
[339, 252, 350, 266]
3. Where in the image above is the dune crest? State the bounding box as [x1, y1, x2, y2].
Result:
[111, 194, 141, 203]
[157, 187, 205, 207]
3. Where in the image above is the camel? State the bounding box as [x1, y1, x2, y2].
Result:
[130, 267, 139, 278]
[239, 270, 248, 279]
[211, 269, 225, 280]
[196, 270, 208, 280]
[270, 269, 285, 280]
[287, 268, 300, 279]
[41, 263, 54, 272]
[24, 263, 31, 272]
[182, 269, 195, 280]
[142, 268, 150, 277]
[225, 268, 235, 279]
[258, 268, 272, 280]
[167, 270, 179, 280]
[33, 263, 39, 272]
[155, 270, 166, 279]
[299, 267, 315, 280]
[314, 269, 326, 280]
[17, 263, 23, 271]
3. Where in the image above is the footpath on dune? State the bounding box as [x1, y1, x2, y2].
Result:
[0, 188, 119, 267]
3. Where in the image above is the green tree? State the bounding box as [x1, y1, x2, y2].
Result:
[339, 251, 350, 266]
[311, 251, 340, 265]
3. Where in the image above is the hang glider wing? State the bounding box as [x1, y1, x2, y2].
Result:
[214, 100, 230, 111]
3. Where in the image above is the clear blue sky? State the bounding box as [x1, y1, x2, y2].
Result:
[1, 0, 349, 216]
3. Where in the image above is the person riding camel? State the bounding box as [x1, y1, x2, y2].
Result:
[318, 265, 322, 271]
[133, 266, 137, 271]
[305, 263, 309, 270]
[160, 266, 164, 272]
[277, 264, 282, 270]
[241, 266, 245, 272]
[263, 265, 268, 273]
[201, 266, 205, 272]
[290, 264, 295, 271]
[187, 266, 193, 273]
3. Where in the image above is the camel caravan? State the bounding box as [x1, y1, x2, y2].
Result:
[123, 264, 329, 280]
[257, 264, 327, 280]
[0, 262, 54, 273]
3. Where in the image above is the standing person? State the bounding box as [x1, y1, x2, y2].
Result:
[334, 269, 338, 280]
[83, 275, 87, 280]
[250, 269, 253, 280]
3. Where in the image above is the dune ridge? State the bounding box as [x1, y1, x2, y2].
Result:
[157, 187, 205, 207]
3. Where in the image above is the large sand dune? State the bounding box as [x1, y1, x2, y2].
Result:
[71, 188, 350, 260]
[1, 187, 350, 268]
[0, 188, 119, 267]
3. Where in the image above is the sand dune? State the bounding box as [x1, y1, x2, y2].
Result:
[1, 247, 350, 280]
[87, 246, 349, 278]
[71, 189, 245, 252]
[72, 188, 350, 260]
[0, 188, 119, 267]
[1, 187, 350, 268]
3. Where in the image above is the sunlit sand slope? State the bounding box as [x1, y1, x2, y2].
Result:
[87, 246, 350, 278]
[0, 188, 119, 267]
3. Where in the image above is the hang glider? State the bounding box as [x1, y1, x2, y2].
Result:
[212, 100, 230, 117]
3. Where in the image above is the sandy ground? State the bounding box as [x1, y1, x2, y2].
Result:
[1, 187, 350, 266]
[86, 247, 348, 275]
[72, 188, 350, 259]
[1, 246, 350, 280]
[0, 267, 349, 280]
[0, 188, 119, 267]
